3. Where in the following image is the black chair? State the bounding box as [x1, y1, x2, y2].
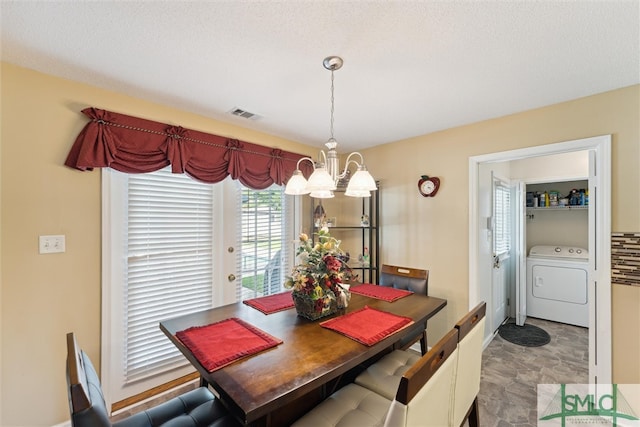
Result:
[379, 264, 430, 354]
[66, 332, 240, 427]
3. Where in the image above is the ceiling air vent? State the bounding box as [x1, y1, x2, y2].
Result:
[228, 107, 261, 120]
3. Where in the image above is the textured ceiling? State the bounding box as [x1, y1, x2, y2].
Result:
[1, 1, 638, 152]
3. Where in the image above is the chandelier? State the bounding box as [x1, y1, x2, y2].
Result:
[284, 56, 377, 198]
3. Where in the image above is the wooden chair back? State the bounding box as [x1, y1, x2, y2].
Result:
[380, 264, 430, 353]
[379, 264, 429, 295]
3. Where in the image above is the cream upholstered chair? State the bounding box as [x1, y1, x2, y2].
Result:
[379, 264, 430, 354]
[289, 382, 392, 427]
[291, 328, 459, 427]
[451, 302, 486, 427]
[354, 349, 421, 400]
[355, 302, 487, 426]
[382, 328, 458, 427]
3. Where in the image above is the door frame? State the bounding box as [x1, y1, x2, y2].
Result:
[468, 135, 611, 385]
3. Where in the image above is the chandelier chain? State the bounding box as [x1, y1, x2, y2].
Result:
[329, 69, 335, 141]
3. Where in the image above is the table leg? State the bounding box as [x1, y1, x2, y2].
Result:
[199, 376, 209, 388]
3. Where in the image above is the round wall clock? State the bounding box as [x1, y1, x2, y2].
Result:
[418, 175, 440, 197]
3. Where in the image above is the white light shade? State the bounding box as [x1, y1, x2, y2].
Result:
[306, 167, 337, 191]
[346, 168, 377, 191]
[284, 170, 310, 195]
[310, 189, 335, 198]
[345, 188, 371, 198]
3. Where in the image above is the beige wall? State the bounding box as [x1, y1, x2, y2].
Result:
[0, 61, 3, 422]
[1, 61, 638, 425]
[0, 62, 315, 426]
[363, 84, 640, 385]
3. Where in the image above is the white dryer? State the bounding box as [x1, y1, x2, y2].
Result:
[526, 245, 589, 327]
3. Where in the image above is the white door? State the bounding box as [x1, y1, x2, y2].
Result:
[491, 253, 508, 331]
[491, 174, 510, 332]
[514, 181, 527, 326]
[102, 172, 297, 408]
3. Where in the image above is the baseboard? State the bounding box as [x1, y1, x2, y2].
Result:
[111, 378, 200, 417]
[52, 421, 71, 427]
[483, 328, 499, 350]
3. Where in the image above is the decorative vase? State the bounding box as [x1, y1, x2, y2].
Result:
[292, 286, 351, 321]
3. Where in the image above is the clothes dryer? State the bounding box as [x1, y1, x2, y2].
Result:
[526, 245, 589, 327]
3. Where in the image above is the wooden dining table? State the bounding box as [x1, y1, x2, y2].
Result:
[160, 291, 447, 426]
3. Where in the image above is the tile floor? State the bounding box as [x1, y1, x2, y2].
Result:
[477, 317, 589, 427]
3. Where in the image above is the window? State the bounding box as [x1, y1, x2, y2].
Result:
[102, 168, 296, 407]
[493, 178, 511, 256]
[236, 186, 292, 300]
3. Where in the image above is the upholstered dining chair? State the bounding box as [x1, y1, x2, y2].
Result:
[66, 332, 240, 427]
[291, 328, 459, 427]
[383, 328, 458, 427]
[452, 302, 486, 427]
[353, 348, 421, 401]
[379, 264, 430, 354]
[355, 302, 487, 427]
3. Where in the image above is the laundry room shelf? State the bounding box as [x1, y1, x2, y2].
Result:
[526, 206, 588, 211]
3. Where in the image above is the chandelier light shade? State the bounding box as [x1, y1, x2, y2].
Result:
[344, 163, 377, 191]
[344, 188, 372, 198]
[306, 166, 336, 192]
[284, 56, 376, 198]
[284, 169, 311, 195]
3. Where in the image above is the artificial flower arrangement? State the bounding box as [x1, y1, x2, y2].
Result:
[285, 226, 353, 320]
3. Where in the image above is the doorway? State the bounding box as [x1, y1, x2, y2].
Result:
[468, 135, 611, 385]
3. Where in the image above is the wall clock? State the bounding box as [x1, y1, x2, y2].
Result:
[418, 175, 440, 197]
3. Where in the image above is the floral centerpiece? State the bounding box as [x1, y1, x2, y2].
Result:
[285, 227, 353, 320]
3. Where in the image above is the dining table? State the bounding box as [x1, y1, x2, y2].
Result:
[160, 290, 447, 426]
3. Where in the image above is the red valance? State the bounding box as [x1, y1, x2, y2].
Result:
[65, 107, 312, 189]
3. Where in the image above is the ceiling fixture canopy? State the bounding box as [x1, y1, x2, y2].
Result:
[285, 56, 377, 198]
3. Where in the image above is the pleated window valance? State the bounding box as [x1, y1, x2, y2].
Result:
[65, 107, 312, 189]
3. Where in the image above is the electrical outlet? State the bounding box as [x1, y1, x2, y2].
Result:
[39, 235, 66, 254]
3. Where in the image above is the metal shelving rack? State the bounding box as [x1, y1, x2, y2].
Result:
[310, 183, 380, 284]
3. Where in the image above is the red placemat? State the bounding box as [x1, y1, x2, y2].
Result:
[176, 318, 283, 372]
[243, 291, 295, 314]
[350, 283, 413, 302]
[320, 306, 414, 346]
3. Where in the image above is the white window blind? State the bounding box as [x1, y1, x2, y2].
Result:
[494, 179, 511, 256]
[106, 169, 297, 401]
[235, 184, 292, 300]
[125, 168, 214, 383]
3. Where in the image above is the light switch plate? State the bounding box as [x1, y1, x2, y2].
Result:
[39, 235, 66, 254]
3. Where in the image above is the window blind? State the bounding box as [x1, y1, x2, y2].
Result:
[236, 184, 291, 300]
[125, 168, 214, 382]
[494, 180, 511, 256]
